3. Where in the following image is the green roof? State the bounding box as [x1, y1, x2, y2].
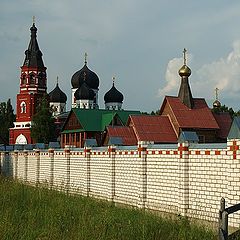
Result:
[62, 129, 85, 134]
[65, 108, 141, 132]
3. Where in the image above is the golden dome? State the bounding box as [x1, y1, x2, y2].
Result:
[213, 99, 221, 108]
[178, 64, 191, 77]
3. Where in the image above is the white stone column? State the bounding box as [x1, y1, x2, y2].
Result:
[178, 142, 189, 216]
[138, 142, 148, 209]
[84, 147, 91, 197]
[49, 148, 55, 189]
[13, 150, 18, 179]
[108, 145, 116, 202]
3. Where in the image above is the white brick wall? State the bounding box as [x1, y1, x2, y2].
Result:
[2, 140, 240, 228]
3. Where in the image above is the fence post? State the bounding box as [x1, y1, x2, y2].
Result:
[222, 211, 228, 240]
[84, 147, 91, 197]
[178, 142, 190, 216]
[138, 142, 148, 209]
[219, 198, 226, 240]
[108, 145, 116, 202]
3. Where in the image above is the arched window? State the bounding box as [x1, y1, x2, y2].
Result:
[29, 73, 35, 85]
[20, 101, 26, 113]
[21, 74, 27, 85]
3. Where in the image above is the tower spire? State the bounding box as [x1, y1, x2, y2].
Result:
[23, 20, 45, 68]
[178, 48, 194, 109]
[32, 16, 35, 24]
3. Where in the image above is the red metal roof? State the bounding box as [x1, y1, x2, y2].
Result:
[213, 112, 232, 139]
[129, 115, 177, 143]
[164, 96, 219, 129]
[107, 126, 137, 146]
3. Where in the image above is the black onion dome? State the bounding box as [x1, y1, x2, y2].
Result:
[104, 83, 124, 103]
[71, 64, 99, 89]
[49, 83, 67, 103]
[74, 81, 95, 100]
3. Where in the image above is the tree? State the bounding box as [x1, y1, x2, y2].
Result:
[212, 104, 236, 119]
[31, 96, 56, 143]
[0, 99, 15, 144]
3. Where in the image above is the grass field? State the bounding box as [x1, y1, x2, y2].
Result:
[0, 177, 216, 240]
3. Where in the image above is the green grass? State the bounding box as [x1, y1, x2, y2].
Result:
[0, 177, 216, 240]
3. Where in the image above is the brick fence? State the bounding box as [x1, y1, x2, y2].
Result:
[1, 140, 240, 227]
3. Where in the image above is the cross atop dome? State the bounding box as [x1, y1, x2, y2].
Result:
[84, 52, 88, 65]
[183, 48, 187, 65]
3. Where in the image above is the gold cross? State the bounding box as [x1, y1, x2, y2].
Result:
[215, 87, 219, 100]
[183, 48, 187, 65]
[112, 76, 116, 85]
[84, 52, 88, 64]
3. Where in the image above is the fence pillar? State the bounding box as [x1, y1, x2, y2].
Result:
[108, 145, 116, 202]
[13, 150, 18, 179]
[64, 148, 70, 193]
[49, 149, 54, 189]
[138, 142, 148, 209]
[35, 149, 40, 185]
[178, 142, 189, 216]
[227, 139, 240, 227]
[24, 150, 28, 182]
[0, 152, 4, 174]
[84, 147, 91, 197]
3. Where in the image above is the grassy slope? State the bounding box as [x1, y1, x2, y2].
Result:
[0, 177, 216, 240]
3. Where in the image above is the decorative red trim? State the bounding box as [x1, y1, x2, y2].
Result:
[215, 150, 220, 155]
[205, 150, 210, 155]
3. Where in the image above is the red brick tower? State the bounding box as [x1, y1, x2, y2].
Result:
[9, 21, 47, 144]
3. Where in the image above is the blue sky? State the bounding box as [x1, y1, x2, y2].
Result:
[1, 0, 240, 112]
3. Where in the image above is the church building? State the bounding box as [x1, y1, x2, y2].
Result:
[9, 21, 48, 144]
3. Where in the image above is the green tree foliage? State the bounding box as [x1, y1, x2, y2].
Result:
[31, 96, 56, 144]
[0, 99, 15, 144]
[212, 104, 238, 119]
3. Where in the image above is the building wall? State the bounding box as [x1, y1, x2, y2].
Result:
[1, 140, 240, 227]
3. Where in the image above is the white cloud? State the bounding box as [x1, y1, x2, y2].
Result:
[195, 40, 240, 99]
[159, 41, 240, 106]
[158, 53, 193, 97]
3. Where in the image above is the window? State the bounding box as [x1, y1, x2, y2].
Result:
[66, 134, 69, 144]
[20, 101, 26, 113]
[29, 73, 35, 85]
[76, 134, 80, 142]
[198, 135, 205, 143]
[21, 74, 27, 85]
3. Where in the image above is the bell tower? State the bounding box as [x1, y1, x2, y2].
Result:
[9, 18, 47, 144]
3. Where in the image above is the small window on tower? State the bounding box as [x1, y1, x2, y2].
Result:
[20, 101, 26, 113]
[21, 74, 27, 85]
[29, 73, 35, 85]
[38, 72, 44, 86]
